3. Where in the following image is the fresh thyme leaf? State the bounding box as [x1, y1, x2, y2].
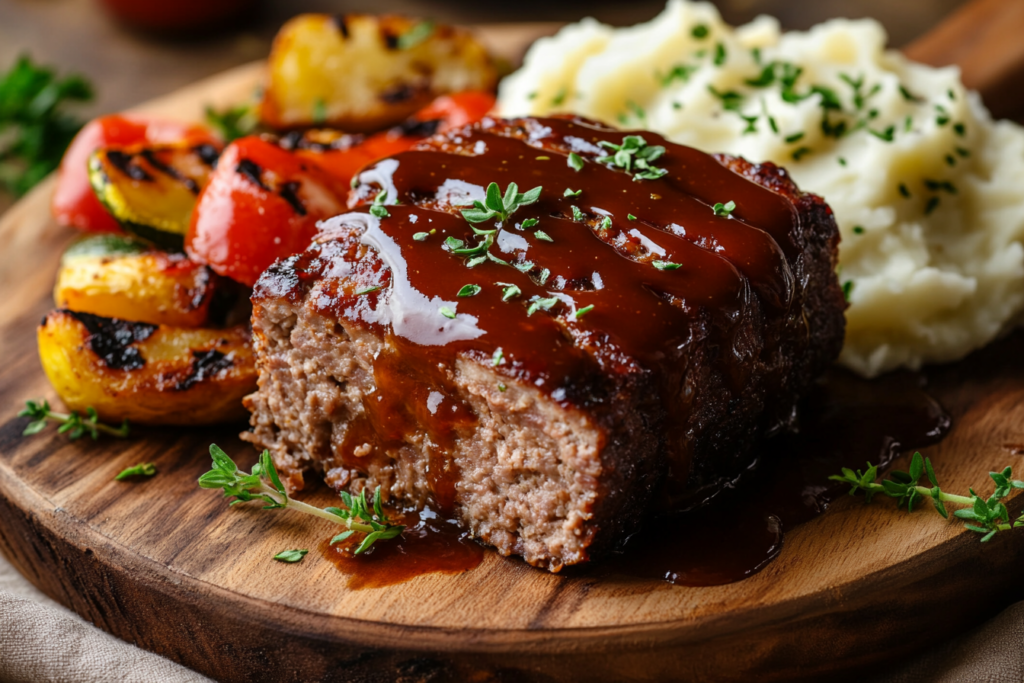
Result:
[652, 260, 682, 271]
[273, 549, 308, 563]
[204, 103, 257, 143]
[571, 205, 584, 222]
[595, 135, 668, 181]
[575, 304, 594, 319]
[521, 217, 539, 229]
[563, 188, 581, 197]
[369, 204, 390, 219]
[331, 531, 355, 544]
[354, 286, 379, 295]
[712, 200, 736, 217]
[627, 214, 637, 221]
[18, 399, 129, 440]
[492, 348, 504, 366]
[200, 445, 404, 555]
[527, 296, 560, 316]
[535, 230, 553, 242]
[444, 236, 465, 251]
[439, 306, 456, 319]
[0, 55, 93, 196]
[115, 463, 156, 481]
[460, 181, 542, 226]
[457, 284, 481, 297]
[568, 152, 584, 172]
[599, 216, 612, 231]
[396, 20, 435, 50]
[412, 232, 430, 241]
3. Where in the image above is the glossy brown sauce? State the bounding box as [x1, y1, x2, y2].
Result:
[598, 369, 950, 586]
[319, 506, 484, 589]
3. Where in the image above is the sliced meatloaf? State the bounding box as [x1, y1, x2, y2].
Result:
[242, 116, 846, 571]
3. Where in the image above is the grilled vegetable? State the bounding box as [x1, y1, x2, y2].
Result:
[53, 114, 215, 233]
[38, 309, 255, 425]
[185, 136, 349, 286]
[54, 234, 224, 327]
[260, 14, 497, 132]
[88, 141, 221, 248]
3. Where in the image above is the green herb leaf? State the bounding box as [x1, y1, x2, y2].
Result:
[574, 304, 594, 319]
[712, 200, 736, 217]
[396, 20, 435, 50]
[439, 306, 456, 319]
[115, 463, 156, 481]
[18, 399, 129, 440]
[691, 24, 709, 39]
[492, 348, 504, 366]
[369, 204, 389, 219]
[457, 284, 481, 297]
[564, 188, 581, 197]
[652, 260, 682, 271]
[274, 549, 308, 563]
[499, 283, 521, 301]
[521, 217, 539, 229]
[568, 152, 584, 172]
[412, 232, 430, 241]
[205, 104, 257, 144]
[534, 230, 553, 243]
[527, 296, 560, 316]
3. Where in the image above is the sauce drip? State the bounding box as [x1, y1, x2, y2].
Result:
[600, 369, 951, 586]
[319, 506, 484, 589]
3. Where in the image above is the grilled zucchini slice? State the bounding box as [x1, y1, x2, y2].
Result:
[88, 142, 220, 248]
[54, 234, 223, 327]
[260, 14, 497, 132]
[38, 309, 255, 425]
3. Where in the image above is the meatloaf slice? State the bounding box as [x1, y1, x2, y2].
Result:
[242, 116, 845, 571]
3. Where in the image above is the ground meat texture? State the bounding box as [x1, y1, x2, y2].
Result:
[242, 116, 846, 571]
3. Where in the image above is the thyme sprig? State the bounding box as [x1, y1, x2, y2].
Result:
[831, 452, 1024, 542]
[461, 181, 542, 225]
[199, 445, 404, 554]
[19, 399, 129, 440]
[596, 135, 667, 181]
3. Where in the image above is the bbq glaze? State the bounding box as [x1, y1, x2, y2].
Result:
[252, 115, 844, 521]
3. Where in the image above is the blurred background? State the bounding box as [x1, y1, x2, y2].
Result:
[0, 0, 970, 213]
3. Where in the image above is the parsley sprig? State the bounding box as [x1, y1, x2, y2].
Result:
[199, 445, 404, 554]
[831, 452, 1024, 542]
[204, 103, 258, 143]
[596, 135, 667, 181]
[0, 55, 93, 196]
[19, 399, 129, 440]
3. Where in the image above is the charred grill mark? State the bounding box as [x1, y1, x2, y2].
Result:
[193, 143, 220, 168]
[63, 310, 156, 371]
[380, 83, 417, 104]
[106, 151, 154, 182]
[236, 159, 269, 191]
[175, 348, 234, 391]
[278, 181, 307, 216]
[278, 130, 363, 152]
[331, 14, 349, 38]
[393, 118, 442, 138]
[140, 150, 200, 195]
[182, 266, 213, 311]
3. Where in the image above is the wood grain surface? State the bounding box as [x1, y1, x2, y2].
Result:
[3, 6, 1024, 682]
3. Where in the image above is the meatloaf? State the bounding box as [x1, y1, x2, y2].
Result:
[242, 116, 845, 571]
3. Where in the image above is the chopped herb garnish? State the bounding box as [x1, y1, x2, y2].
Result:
[527, 296, 560, 316]
[784, 131, 805, 143]
[899, 183, 911, 198]
[521, 217, 539, 229]
[466, 255, 486, 267]
[199, 445, 403, 555]
[852, 225, 865, 235]
[956, 146, 970, 158]
[18, 399, 129, 440]
[672, 101, 683, 110]
[599, 216, 612, 231]
[691, 24, 709, 39]
[535, 230, 553, 242]
[925, 179, 957, 194]
[571, 205, 584, 222]
[945, 154, 956, 167]
[492, 348, 504, 366]
[369, 190, 390, 218]
[568, 152, 584, 172]
[575, 304, 594, 319]
[536, 155, 550, 161]
[712, 200, 736, 217]
[444, 236, 465, 251]
[439, 306, 456, 319]
[115, 463, 156, 481]
[457, 284, 481, 297]
[842, 280, 854, 301]
[869, 125, 896, 142]
[745, 64, 776, 88]
[498, 384, 507, 392]
[205, 103, 258, 144]
[659, 64, 698, 87]
[551, 87, 567, 107]
[713, 42, 727, 66]
[925, 197, 940, 215]
[838, 157, 847, 166]
[312, 98, 327, 125]
[396, 20, 435, 50]
[355, 286, 379, 295]
[652, 260, 682, 271]
[627, 213, 637, 221]
[791, 146, 812, 161]
[274, 549, 308, 563]
[707, 85, 744, 111]
[500, 283, 522, 301]
[953, 122, 966, 137]
[596, 135, 667, 181]
[898, 84, 922, 102]
[563, 188, 581, 198]
[412, 232, 430, 241]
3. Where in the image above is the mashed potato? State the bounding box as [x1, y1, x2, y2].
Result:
[498, 0, 1024, 376]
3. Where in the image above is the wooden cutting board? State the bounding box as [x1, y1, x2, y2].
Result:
[3, 6, 1024, 682]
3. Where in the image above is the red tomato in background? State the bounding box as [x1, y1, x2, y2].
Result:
[52, 114, 215, 233]
[300, 91, 496, 187]
[185, 136, 349, 287]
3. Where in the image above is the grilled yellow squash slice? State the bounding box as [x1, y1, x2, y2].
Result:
[88, 142, 220, 248]
[38, 309, 255, 425]
[54, 234, 224, 328]
[260, 14, 497, 132]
